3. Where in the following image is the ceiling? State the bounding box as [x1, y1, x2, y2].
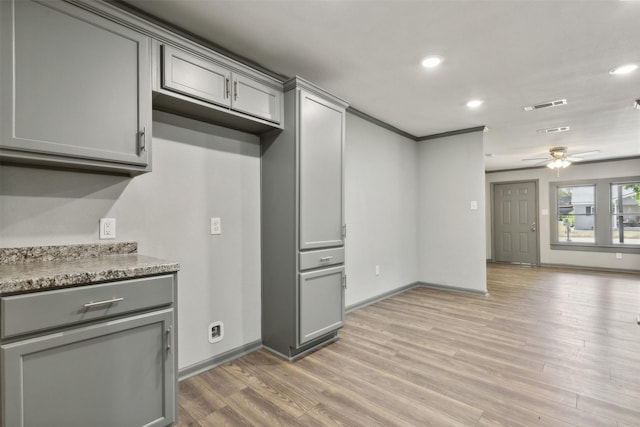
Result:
[122, 0, 640, 171]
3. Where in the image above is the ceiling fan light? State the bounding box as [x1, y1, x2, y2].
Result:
[561, 159, 571, 168]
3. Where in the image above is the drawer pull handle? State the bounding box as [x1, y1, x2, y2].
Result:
[83, 297, 124, 309]
[320, 256, 334, 262]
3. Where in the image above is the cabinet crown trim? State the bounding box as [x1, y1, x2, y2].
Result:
[284, 76, 349, 109]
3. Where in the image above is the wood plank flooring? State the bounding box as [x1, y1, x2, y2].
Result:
[177, 264, 640, 426]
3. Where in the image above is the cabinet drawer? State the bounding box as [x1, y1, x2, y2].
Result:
[1, 275, 174, 339]
[299, 247, 344, 271]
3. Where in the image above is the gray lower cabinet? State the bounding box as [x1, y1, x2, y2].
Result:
[0, 0, 152, 174]
[155, 43, 283, 133]
[0, 274, 177, 427]
[261, 77, 348, 359]
[299, 266, 345, 345]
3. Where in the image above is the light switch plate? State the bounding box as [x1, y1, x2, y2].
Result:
[211, 217, 221, 235]
[470, 200, 478, 210]
[99, 218, 116, 239]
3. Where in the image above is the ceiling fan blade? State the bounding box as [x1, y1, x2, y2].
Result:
[566, 156, 585, 162]
[570, 150, 600, 158]
[522, 157, 549, 162]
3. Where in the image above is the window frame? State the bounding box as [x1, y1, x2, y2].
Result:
[550, 176, 640, 254]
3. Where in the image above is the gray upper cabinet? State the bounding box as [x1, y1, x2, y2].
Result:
[162, 45, 231, 109]
[155, 43, 283, 133]
[231, 74, 282, 124]
[299, 90, 345, 250]
[0, 0, 152, 175]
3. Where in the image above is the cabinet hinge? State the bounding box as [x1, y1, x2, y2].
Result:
[139, 127, 147, 153]
[342, 224, 347, 238]
[342, 274, 347, 289]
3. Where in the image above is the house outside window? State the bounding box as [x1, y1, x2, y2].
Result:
[550, 177, 640, 254]
[556, 185, 595, 244]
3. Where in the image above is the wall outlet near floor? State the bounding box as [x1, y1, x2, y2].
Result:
[210, 217, 221, 235]
[208, 321, 224, 343]
[99, 218, 116, 239]
[615, 253, 623, 259]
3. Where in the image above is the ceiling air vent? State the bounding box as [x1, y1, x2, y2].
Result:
[524, 99, 567, 112]
[536, 126, 570, 134]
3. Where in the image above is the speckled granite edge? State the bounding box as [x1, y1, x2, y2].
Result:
[0, 254, 180, 295]
[0, 242, 137, 264]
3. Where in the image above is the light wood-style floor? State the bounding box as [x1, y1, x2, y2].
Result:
[177, 264, 640, 426]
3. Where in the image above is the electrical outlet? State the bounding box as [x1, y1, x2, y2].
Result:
[375, 265, 380, 276]
[615, 253, 623, 259]
[99, 218, 116, 239]
[208, 321, 224, 343]
[210, 217, 221, 235]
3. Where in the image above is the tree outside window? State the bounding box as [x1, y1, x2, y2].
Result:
[611, 183, 640, 245]
[556, 185, 595, 243]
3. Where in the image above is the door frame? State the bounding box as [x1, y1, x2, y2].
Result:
[490, 179, 541, 265]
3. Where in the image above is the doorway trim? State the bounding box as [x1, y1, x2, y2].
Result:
[490, 179, 540, 266]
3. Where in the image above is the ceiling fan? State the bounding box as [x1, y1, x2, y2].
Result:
[522, 147, 600, 176]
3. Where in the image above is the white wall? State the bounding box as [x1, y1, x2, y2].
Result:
[344, 113, 419, 306]
[0, 111, 262, 369]
[486, 158, 640, 271]
[417, 132, 487, 293]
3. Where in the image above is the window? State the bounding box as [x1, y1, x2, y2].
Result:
[556, 185, 595, 244]
[611, 182, 640, 245]
[550, 177, 640, 253]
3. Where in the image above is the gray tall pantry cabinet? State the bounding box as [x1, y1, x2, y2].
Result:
[262, 77, 348, 359]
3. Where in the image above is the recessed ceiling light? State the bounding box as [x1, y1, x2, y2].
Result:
[609, 63, 638, 75]
[466, 100, 484, 108]
[421, 56, 443, 68]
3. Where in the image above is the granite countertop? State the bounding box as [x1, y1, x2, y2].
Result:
[0, 242, 180, 296]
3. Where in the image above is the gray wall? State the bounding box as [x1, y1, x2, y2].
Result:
[344, 113, 419, 306]
[417, 132, 487, 293]
[0, 111, 262, 370]
[486, 158, 640, 271]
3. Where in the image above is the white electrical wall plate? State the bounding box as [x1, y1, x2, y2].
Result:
[208, 321, 224, 344]
[210, 217, 221, 235]
[99, 218, 116, 239]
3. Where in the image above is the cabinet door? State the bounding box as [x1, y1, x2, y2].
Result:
[299, 266, 344, 345]
[0, 0, 151, 168]
[298, 90, 345, 250]
[1, 309, 175, 427]
[162, 45, 231, 108]
[232, 74, 282, 124]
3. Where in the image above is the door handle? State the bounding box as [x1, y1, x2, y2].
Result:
[530, 222, 536, 232]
